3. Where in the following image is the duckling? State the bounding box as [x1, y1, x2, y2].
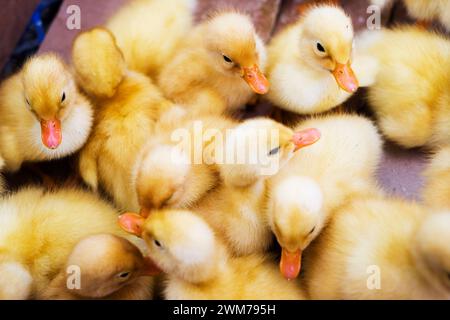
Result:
[266, 5, 377, 115]
[303, 197, 450, 300]
[0, 187, 153, 300]
[158, 11, 269, 115]
[73, 28, 172, 211]
[106, 0, 196, 78]
[41, 234, 157, 300]
[118, 210, 306, 300]
[360, 26, 450, 148]
[423, 146, 450, 210]
[193, 118, 321, 256]
[266, 114, 383, 279]
[0, 53, 93, 173]
[132, 114, 236, 217]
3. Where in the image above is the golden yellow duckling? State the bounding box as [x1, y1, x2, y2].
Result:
[0, 53, 93, 172]
[118, 210, 306, 300]
[158, 11, 269, 115]
[423, 146, 450, 210]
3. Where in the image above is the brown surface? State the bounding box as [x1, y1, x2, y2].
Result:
[27, 0, 445, 200]
[0, 0, 41, 75]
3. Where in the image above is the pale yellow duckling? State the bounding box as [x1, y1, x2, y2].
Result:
[73, 28, 172, 211]
[0, 53, 93, 172]
[41, 234, 157, 300]
[303, 197, 450, 300]
[266, 5, 376, 115]
[193, 118, 320, 256]
[158, 11, 269, 115]
[106, 0, 196, 78]
[359, 26, 450, 148]
[119, 210, 306, 300]
[266, 114, 383, 279]
[423, 146, 450, 210]
[0, 187, 153, 300]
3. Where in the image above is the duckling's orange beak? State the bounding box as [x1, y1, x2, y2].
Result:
[332, 62, 359, 93]
[280, 248, 302, 280]
[141, 256, 162, 276]
[242, 65, 270, 95]
[118, 213, 145, 237]
[40, 119, 62, 149]
[292, 128, 321, 152]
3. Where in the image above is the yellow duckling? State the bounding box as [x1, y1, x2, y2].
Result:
[0, 53, 93, 173]
[106, 0, 196, 78]
[158, 11, 269, 115]
[266, 5, 375, 115]
[118, 209, 306, 300]
[193, 118, 320, 256]
[423, 146, 450, 210]
[303, 196, 450, 300]
[41, 234, 157, 300]
[359, 26, 450, 148]
[0, 187, 154, 300]
[73, 28, 172, 211]
[132, 113, 236, 217]
[266, 114, 383, 279]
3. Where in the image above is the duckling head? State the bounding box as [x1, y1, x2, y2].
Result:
[220, 118, 321, 186]
[133, 142, 217, 217]
[72, 28, 126, 98]
[415, 212, 450, 295]
[21, 53, 77, 149]
[202, 12, 269, 94]
[64, 234, 157, 299]
[269, 176, 324, 280]
[299, 5, 358, 93]
[119, 210, 219, 284]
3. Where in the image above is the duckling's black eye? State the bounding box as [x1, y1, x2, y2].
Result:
[268, 146, 281, 156]
[223, 55, 233, 63]
[61, 92, 66, 102]
[309, 227, 316, 235]
[316, 42, 326, 53]
[118, 271, 131, 279]
[447, 272, 450, 281]
[154, 239, 162, 248]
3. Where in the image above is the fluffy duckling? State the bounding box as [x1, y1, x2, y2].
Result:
[73, 28, 172, 211]
[193, 119, 321, 256]
[303, 197, 450, 300]
[42, 234, 157, 300]
[106, 0, 196, 78]
[423, 146, 450, 210]
[266, 5, 374, 115]
[360, 26, 450, 148]
[373, 0, 450, 31]
[0, 187, 153, 300]
[158, 11, 269, 115]
[0, 53, 93, 172]
[132, 114, 236, 217]
[266, 114, 383, 279]
[119, 210, 306, 300]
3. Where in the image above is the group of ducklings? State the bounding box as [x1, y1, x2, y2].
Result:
[0, 0, 449, 300]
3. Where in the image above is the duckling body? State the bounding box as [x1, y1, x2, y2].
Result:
[0, 187, 152, 300]
[158, 12, 269, 115]
[74, 29, 172, 211]
[0, 54, 93, 172]
[360, 27, 450, 148]
[303, 197, 450, 300]
[403, 0, 450, 31]
[267, 114, 383, 279]
[106, 0, 197, 78]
